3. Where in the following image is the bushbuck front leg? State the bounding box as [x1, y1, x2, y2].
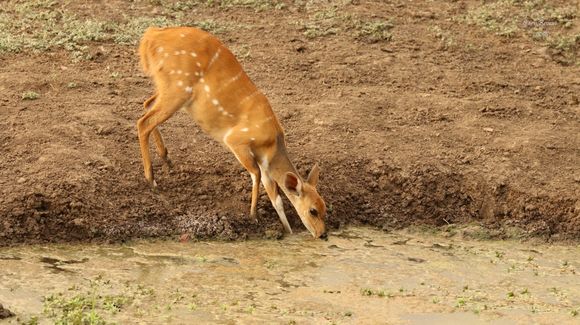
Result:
[143, 94, 172, 169]
[261, 172, 292, 234]
[225, 143, 261, 219]
[137, 94, 186, 187]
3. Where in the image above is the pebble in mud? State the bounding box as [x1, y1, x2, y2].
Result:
[0, 304, 15, 319]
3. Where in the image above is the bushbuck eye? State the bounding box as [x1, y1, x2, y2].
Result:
[309, 208, 318, 217]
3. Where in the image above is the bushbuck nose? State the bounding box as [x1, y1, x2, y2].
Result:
[319, 232, 328, 240]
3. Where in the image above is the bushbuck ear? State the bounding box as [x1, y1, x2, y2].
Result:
[284, 172, 302, 196]
[306, 163, 320, 187]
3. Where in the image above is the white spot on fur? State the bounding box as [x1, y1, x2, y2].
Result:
[180, 50, 186, 55]
[157, 47, 164, 53]
[204, 85, 210, 92]
[180, 33, 185, 38]
[196, 62, 201, 67]
[177, 70, 182, 74]
[177, 80, 183, 86]
[194, 72, 200, 76]
[169, 70, 175, 75]
[191, 52, 197, 57]
[185, 72, 190, 76]
[250, 137, 256, 141]
[241, 128, 249, 132]
[212, 99, 219, 106]
[185, 86, 193, 93]
[200, 78, 205, 83]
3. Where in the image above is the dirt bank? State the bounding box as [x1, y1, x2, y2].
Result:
[0, 0, 578, 245]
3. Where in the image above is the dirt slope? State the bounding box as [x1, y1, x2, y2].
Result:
[0, 0, 578, 245]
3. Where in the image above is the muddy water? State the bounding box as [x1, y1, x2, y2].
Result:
[0, 227, 578, 324]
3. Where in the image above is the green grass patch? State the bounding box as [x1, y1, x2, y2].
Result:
[162, 0, 286, 12]
[353, 20, 394, 43]
[461, 0, 578, 65]
[300, 8, 393, 42]
[38, 276, 158, 324]
[0, 0, 229, 59]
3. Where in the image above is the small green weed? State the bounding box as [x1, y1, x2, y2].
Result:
[22, 91, 40, 100]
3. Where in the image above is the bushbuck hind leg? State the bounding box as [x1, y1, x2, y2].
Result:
[143, 94, 172, 169]
[137, 94, 186, 187]
[225, 143, 261, 219]
[261, 172, 292, 234]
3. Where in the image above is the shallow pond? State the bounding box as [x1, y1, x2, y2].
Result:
[1, 227, 578, 324]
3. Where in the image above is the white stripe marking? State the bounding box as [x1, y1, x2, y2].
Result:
[223, 128, 233, 143]
[207, 48, 222, 70]
[240, 90, 260, 105]
[216, 70, 243, 93]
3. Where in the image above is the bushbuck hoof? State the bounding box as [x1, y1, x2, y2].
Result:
[147, 179, 158, 192]
[163, 158, 173, 171]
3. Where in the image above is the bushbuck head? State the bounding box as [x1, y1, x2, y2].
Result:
[284, 164, 327, 239]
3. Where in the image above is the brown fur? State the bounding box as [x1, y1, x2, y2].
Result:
[137, 27, 327, 238]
